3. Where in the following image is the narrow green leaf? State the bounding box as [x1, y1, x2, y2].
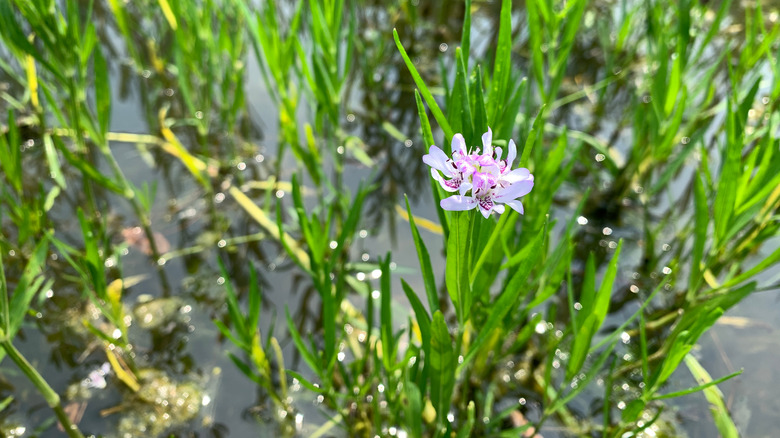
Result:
[247, 263, 262, 337]
[445, 211, 471, 323]
[42, 134, 66, 189]
[455, 401, 476, 438]
[683, 355, 740, 438]
[394, 29, 453, 139]
[94, 45, 111, 139]
[472, 66, 488, 135]
[652, 368, 742, 400]
[664, 56, 681, 116]
[490, 0, 513, 124]
[217, 258, 246, 341]
[689, 171, 708, 299]
[404, 195, 439, 314]
[460, 0, 471, 71]
[403, 380, 423, 438]
[401, 280, 431, 350]
[567, 237, 621, 379]
[415, 89, 449, 237]
[519, 105, 546, 168]
[285, 308, 321, 375]
[380, 254, 394, 370]
[594, 239, 623, 323]
[453, 47, 473, 142]
[714, 101, 742, 245]
[287, 370, 326, 393]
[8, 239, 48, 338]
[430, 311, 454, 426]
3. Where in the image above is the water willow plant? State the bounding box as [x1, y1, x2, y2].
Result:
[390, 0, 767, 436]
[214, 259, 295, 434]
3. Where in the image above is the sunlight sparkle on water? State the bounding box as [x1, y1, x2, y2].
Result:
[295, 413, 304, 430]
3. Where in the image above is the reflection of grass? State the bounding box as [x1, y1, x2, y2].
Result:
[1, 0, 779, 436]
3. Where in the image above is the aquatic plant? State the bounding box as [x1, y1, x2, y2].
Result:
[1, 0, 779, 436]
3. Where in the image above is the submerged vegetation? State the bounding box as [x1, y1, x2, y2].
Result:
[0, 0, 779, 436]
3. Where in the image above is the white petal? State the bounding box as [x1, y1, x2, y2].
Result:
[494, 179, 534, 202]
[501, 167, 531, 183]
[459, 182, 472, 196]
[504, 199, 524, 215]
[479, 204, 492, 218]
[506, 139, 517, 167]
[493, 204, 505, 215]
[431, 168, 459, 192]
[440, 195, 477, 211]
[423, 146, 454, 175]
[494, 147, 503, 160]
[482, 162, 501, 176]
[451, 134, 467, 156]
[482, 128, 493, 157]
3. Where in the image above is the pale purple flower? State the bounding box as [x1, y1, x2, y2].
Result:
[423, 128, 534, 218]
[82, 362, 111, 389]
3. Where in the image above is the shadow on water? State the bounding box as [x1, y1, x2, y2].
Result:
[0, 0, 779, 437]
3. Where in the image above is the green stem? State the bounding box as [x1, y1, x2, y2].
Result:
[0, 340, 84, 438]
[469, 211, 512, 287]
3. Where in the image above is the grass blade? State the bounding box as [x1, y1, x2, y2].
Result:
[404, 195, 439, 314]
[393, 28, 453, 139]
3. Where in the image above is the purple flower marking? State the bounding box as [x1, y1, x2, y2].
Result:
[423, 128, 534, 218]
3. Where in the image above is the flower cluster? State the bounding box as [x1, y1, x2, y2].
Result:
[423, 128, 534, 218]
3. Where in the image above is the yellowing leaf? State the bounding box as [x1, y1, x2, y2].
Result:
[104, 345, 140, 392]
[395, 204, 443, 235]
[157, 0, 178, 30]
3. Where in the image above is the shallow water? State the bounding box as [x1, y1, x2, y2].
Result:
[1, 1, 779, 437]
